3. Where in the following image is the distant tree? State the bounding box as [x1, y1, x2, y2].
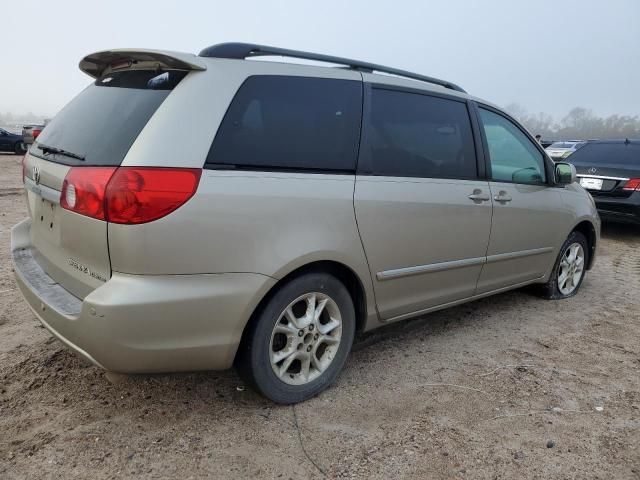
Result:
[504, 103, 556, 139]
[502, 103, 640, 140]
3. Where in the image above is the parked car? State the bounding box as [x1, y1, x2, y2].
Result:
[569, 139, 640, 224]
[22, 123, 47, 146]
[12, 44, 600, 404]
[0, 128, 26, 154]
[546, 140, 586, 161]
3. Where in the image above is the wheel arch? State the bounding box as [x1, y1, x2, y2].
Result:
[571, 220, 597, 270]
[234, 259, 370, 366]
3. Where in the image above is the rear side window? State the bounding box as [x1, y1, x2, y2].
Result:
[207, 76, 362, 172]
[32, 69, 187, 166]
[566, 142, 640, 165]
[366, 88, 477, 179]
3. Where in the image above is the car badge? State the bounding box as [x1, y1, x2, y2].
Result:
[588, 167, 597, 174]
[33, 162, 41, 185]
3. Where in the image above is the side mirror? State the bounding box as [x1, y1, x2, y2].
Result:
[555, 162, 576, 185]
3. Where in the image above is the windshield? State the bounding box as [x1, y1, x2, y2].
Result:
[568, 142, 639, 165]
[549, 142, 578, 149]
[32, 69, 187, 166]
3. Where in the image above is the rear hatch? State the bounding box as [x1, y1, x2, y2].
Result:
[570, 142, 640, 197]
[23, 60, 194, 299]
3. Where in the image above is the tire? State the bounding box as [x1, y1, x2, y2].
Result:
[14, 142, 26, 155]
[236, 272, 356, 404]
[539, 231, 589, 299]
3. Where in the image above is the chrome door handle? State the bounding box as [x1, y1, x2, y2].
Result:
[468, 190, 490, 202]
[494, 191, 512, 203]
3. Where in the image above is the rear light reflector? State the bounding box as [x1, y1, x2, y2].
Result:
[623, 178, 640, 191]
[61, 167, 116, 220]
[60, 167, 201, 224]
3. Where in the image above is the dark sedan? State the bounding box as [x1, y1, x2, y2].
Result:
[0, 128, 26, 154]
[569, 139, 640, 224]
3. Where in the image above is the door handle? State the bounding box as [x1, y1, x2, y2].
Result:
[468, 189, 490, 202]
[494, 191, 512, 203]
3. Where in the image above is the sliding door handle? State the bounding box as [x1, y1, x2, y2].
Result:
[468, 190, 490, 202]
[494, 191, 513, 203]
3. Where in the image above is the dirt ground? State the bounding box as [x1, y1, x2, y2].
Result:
[0, 153, 638, 479]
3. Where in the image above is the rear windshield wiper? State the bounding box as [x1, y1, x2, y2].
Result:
[37, 143, 85, 161]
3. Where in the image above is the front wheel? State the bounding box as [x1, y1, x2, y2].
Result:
[540, 231, 589, 299]
[236, 272, 355, 404]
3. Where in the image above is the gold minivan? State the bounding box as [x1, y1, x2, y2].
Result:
[12, 43, 599, 403]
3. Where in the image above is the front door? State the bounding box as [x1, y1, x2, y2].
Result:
[475, 106, 566, 293]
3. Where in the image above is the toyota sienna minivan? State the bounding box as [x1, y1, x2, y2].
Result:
[12, 43, 600, 403]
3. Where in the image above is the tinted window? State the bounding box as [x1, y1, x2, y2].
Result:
[479, 108, 546, 184]
[207, 76, 362, 172]
[366, 89, 477, 178]
[565, 142, 640, 166]
[32, 70, 187, 166]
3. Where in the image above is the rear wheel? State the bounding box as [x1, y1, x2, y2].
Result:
[540, 231, 588, 299]
[236, 272, 355, 404]
[14, 142, 26, 155]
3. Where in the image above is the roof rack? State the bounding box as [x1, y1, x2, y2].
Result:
[198, 43, 466, 93]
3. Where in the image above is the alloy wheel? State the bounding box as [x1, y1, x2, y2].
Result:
[269, 292, 343, 386]
[558, 242, 585, 295]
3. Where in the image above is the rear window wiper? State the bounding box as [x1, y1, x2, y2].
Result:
[37, 143, 85, 161]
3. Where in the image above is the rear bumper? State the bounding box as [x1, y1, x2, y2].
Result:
[593, 192, 640, 224]
[11, 218, 276, 373]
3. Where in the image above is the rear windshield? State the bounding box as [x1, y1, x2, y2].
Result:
[567, 142, 640, 165]
[31, 69, 187, 166]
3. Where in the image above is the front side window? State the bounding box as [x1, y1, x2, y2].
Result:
[366, 89, 477, 179]
[479, 108, 546, 184]
[207, 76, 362, 172]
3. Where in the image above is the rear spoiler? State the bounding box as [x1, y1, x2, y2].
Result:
[79, 49, 207, 78]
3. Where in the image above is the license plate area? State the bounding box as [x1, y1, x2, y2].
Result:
[33, 196, 62, 243]
[579, 177, 603, 190]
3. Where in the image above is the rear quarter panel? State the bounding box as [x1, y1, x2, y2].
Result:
[108, 171, 379, 327]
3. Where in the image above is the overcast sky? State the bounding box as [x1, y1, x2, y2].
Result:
[2, 0, 638, 120]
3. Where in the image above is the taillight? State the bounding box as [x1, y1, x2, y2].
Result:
[105, 168, 201, 224]
[61, 167, 116, 220]
[623, 178, 640, 191]
[32, 129, 42, 139]
[60, 167, 201, 224]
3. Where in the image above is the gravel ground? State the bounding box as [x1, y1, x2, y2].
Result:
[0, 153, 638, 479]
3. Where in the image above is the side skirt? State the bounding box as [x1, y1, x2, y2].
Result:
[380, 276, 545, 324]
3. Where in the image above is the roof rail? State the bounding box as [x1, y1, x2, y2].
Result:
[198, 43, 466, 93]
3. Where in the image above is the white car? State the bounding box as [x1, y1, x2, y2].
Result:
[546, 141, 586, 161]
